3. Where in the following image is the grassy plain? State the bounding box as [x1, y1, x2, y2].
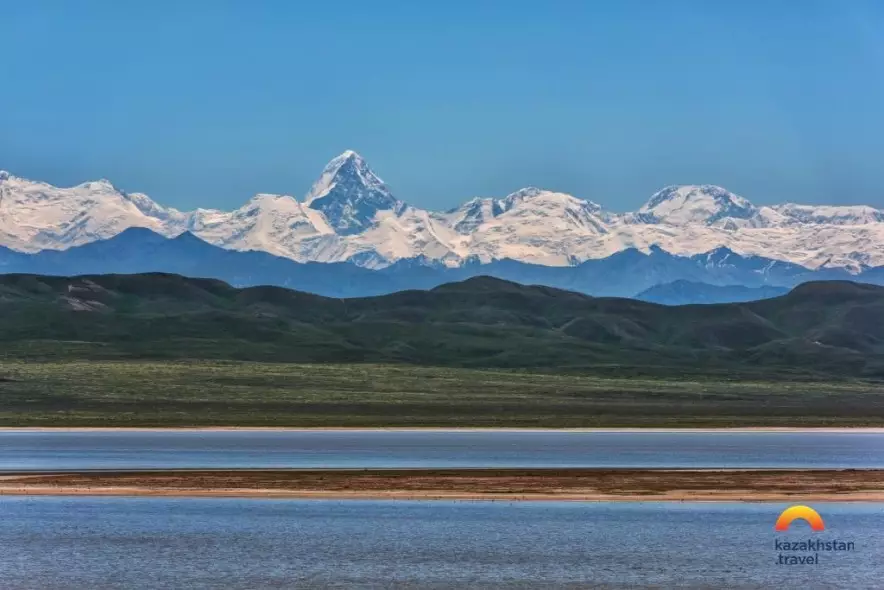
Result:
[1, 360, 883, 427]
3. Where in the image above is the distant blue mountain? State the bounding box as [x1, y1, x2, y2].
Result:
[0, 228, 881, 299]
[0, 228, 398, 298]
[635, 280, 790, 305]
[381, 245, 859, 298]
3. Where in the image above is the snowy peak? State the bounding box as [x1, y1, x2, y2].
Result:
[773, 203, 884, 226]
[447, 197, 505, 234]
[0, 171, 185, 251]
[639, 185, 759, 227]
[499, 188, 607, 225]
[122, 192, 186, 222]
[500, 187, 545, 205]
[442, 187, 614, 266]
[243, 192, 301, 210]
[304, 150, 403, 235]
[75, 178, 119, 193]
[305, 150, 376, 201]
[187, 191, 333, 259]
[236, 192, 331, 234]
[444, 187, 609, 240]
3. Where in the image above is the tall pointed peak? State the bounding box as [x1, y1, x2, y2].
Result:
[306, 149, 381, 203]
[320, 149, 365, 172]
[333, 149, 362, 163]
[304, 149, 402, 235]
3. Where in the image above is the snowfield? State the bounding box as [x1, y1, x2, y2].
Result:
[2, 151, 883, 271]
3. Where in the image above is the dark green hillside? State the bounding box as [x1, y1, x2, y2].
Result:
[2, 274, 884, 426]
[1, 273, 883, 377]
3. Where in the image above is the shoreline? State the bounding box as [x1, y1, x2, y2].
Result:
[3, 468, 882, 502]
[3, 488, 882, 502]
[3, 427, 884, 433]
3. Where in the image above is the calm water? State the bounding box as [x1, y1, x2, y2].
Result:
[1, 430, 883, 470]
[1, 498, 881, 589]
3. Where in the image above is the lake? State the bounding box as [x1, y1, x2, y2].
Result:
[2, 498, 881, 589]
[1, 429, 883, 470]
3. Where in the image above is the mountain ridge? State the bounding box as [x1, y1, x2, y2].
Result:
[3, 227, 880, 299]
[3, 152, 884, 270]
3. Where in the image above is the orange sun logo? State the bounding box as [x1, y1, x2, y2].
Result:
[775, 505, 825, 532]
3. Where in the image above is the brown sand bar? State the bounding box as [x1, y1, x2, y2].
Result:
[1, 469, 883, 502]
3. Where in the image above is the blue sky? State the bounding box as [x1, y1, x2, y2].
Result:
[3, 0, 884, 211]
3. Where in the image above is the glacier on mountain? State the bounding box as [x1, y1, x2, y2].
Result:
[2, 150, 884, 271]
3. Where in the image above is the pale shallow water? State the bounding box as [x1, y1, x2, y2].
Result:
[2, 430, 884, 470]
[1, 498, 881, 589]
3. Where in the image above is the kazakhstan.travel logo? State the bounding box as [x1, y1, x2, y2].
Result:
[773, 505, 856, 566]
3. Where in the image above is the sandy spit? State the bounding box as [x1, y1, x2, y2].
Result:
[2, 468, 882, 502]
[2, 427, 884, 433]
[2, 487, 882, 503]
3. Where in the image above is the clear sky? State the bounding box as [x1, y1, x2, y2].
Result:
[3, 0, 884, 211]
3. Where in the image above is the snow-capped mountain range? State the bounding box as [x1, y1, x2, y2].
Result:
[2, 151, 884, 271]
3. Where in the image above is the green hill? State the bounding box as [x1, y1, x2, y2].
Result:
[2, 273, 883, 378]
